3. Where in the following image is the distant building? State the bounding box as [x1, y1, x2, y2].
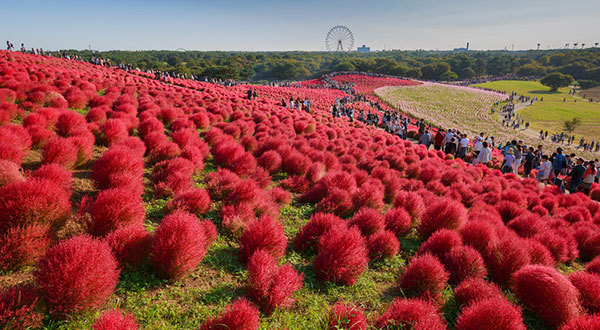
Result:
[357, 45, 370, 53]
[453, 42, 470, 52]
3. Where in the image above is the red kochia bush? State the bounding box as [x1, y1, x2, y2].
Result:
[30, 163, 72, 194]
[419, 229, 463, 261]
[417, 197, 466, 239]
[199, 298, 260, 330]
[91, 147, 144, 190]
[384, 208, 412, 237]
[560, 315, 600, 330]
[294, 213, 346, 253]
[87, 188, 146, 236]
[375, 298, 447, 330]
[0, 284, 43, 330]
[0, 178, 71, 232]
[257, 150, 282, 174]
[42, 137, 79, 169]
[239, 216, 287, 263]
[328, 302, 367, 330]
[400, 254, 449, 304]
[586, 255, 600, 274]
[35, 236, 119, 316]
[246, 249, 303, 314]
[166, 188, 211, 216]
[453, 278, 503, 308]
[459, 220, 498, 253]
[151, 211, 209, 280]
[314, 226, 368, 285]
[0, 224, 52, 271]
[568, 271, 600, 313]
[512, 265, 581, 328]
[443, 246, 487, 285]
[104, 225, 152, 268]
[92, 309, 140, 330]
[349, 207, 385, 237]
[455, 297, 525, 330]
[367, 230, 400, 260]
[0, 159, 24, 187]
[484, 237, 531, 286]
[573, 223, 600, 261]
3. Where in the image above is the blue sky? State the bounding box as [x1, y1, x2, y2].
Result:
[2, 0, 599, 51]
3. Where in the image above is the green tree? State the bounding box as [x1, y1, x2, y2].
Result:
[515, 64, 547, 77]
[541, 72, 574, 91]
[405, 68, 422, 79]
[460, 67, 476, 79]
[563, 117, 582, 133]
[440, 71, 458, 81]
[335, 62, 355, 72]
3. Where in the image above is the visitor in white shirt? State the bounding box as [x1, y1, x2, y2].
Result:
[536, 155, 552, 183]
[502, 148, 515, 174]
[473, 137, 483, 155]
[458, 134, 469, 159]
[475, 142, 491, 165]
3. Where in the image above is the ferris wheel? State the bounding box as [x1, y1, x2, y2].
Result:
[325, 26, 354, 52]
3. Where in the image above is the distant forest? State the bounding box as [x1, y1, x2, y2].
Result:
[66, 48, 600, 83]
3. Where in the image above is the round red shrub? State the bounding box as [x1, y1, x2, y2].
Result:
[375, 298, 447, 330]
[495, 201, 526, 223]
[484, 237, 530, 286]
[316, 188, 354, 217]
[512, 265, 582, 328]
[459, 220, 498, 253]
[239, 215, 287, 263]
[102, 119, 128, 146]
[257, 150, 282, 174]
[586, 256, 600, 274]
[42, 137, 78, 169]
[0, 159, 24, 187]
[328, 302, 367, 330]
[569, 271, 600, 313]
[400, 254, 449, 304]
[55, 111, 88, 137]
[0, 284, 43, 330]
[314, 226, 368, 285]
[0, 224, 52, 271]
[455, 297, 525, 330]
[104, 225, 152, 268]
[91, 147, 144, 190]
[454, 278, 503, 308]
[93, 309, 140, 330]
[524, 238, 556, 266]
[35, 236, 119, 316]
[30, 163, 72, 194]
[534, 230, 575, 264]
[560, 315, 600, 330]
[87, 188, 145, 236]
[167, 188, 211, 216]
[508, 213, 546, 238]
[417, 197, 466, 239]
[349, 207, 385, 237]
[393, 191, 425, 221]
[419, 229, 463, 261]
[443, 245, 487, 285]
[384, 208, 412, 237]
[246, 249, 303, 314]
[367, 230, 400, 260]
[0, 178, 71, 232]
[151, 211, 209, 280]
[294, 212, 346, 253]
[199, 298, 260, 330]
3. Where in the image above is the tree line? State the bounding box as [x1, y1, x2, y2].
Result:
[64, 48, 600, 83]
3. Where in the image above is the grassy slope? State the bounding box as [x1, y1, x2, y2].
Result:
[472, 80, 600, 141]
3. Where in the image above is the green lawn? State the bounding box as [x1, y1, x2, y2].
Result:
[472, 80, 600, 141]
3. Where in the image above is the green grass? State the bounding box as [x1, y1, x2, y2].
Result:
[472, 80, 600, 141]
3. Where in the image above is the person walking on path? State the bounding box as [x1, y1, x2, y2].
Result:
[553, 147, 566, 177]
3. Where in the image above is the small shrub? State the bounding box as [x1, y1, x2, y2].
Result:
[0, 284, 43, 330]
[512, 265, 581, 328]
[417, 197, 466, 239]
[151, 211, 209, 280]
[375, 298, 447, 330]
[328, 302, 367, 330]
[455, 297, 525, 330]
[400, 254, 449, 305]
[35, 236, 119, 316]
[239, 216, 287, 263]
[92, 309, 140, 330]
[199, 298, 260, 330]
[104, 225, 152, 268]
[314, 226, 368, 285]
[454, 278, 503, 308]
[367, 230, 400, 260]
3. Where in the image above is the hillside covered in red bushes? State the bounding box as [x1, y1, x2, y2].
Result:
[1, 51, 600, 329]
